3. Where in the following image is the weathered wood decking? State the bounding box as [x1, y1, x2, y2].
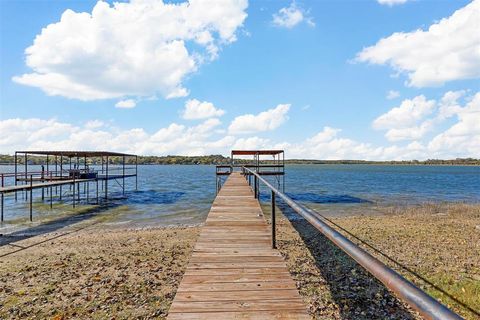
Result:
[168, 172, 310, 319]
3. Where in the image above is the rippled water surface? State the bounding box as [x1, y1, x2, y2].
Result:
[1, 164, 479, 231]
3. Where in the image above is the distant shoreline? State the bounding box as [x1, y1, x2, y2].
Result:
[0, 154, 479, 166]
[0, 155, 480, 166]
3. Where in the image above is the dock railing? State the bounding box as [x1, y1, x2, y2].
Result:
[242, 166, 463, 320]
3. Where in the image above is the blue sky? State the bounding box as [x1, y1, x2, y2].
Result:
[1, 0, 479, 159]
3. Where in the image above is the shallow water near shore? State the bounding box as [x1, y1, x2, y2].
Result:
[1, 164, 479, 234]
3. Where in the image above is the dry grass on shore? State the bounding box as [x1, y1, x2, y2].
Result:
[269, 202, 480, 320]
[0, 227, 199, 319]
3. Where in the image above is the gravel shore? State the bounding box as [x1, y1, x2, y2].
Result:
[0, 226, 199, 319]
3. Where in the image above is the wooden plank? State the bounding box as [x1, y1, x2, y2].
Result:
[169, 300, 307, 313]
[192, 249, 281, 255]
[167, 172, 309, 319]
[174, 289, 304, 302]
[190, 256, 284, 263]
[184, 268, 290, 276]
[168, 311, 310, 320]
[176, 281, 297, 292]
[180, 273, 294, 284]
[189, 262, 288, 269]
[0, 178, 95, 193]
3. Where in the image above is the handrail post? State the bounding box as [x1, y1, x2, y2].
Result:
[271, 190, 276, 249]
[254, 175, 257, 199]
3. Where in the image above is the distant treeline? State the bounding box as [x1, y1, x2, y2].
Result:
[285, 158, 480, 165]
[1, 154, 479, 166]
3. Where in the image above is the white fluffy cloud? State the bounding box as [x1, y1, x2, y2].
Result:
[286, 127, 388, 160]
[437, 90, 466, 119]
[356, 0, 480, 87]
[373, 95, 435, 130]
[3, 92, 479, 160]
[0, 117, 228, 156]
[115, 99, 136, 109]
[386, 90, 400, 100]
[182, 99, 225, 120]
[373, 91, 479, 143]
[428, 92, 480, 157]
[272, 2, 314, 29]
[383, 121, 434, 142]
[228, 104, 290, 134]
[13, 0, 248, 102]
[3, 99, 480, 160]
[84, 120, 105, 129]
[377, 0, 409, 6]
[232, 136, 270, 150]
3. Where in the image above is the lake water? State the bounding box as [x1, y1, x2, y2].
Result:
[1, 164, 479, 232]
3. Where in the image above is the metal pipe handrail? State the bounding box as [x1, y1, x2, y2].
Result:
[243, 167, 463, 320]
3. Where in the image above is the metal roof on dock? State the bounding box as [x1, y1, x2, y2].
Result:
[15, 151, 136, 157]
[231, 150, 284, 155]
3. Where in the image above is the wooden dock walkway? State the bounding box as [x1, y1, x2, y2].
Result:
[168, 172, 310, 319]
[0, 174, 136, 194]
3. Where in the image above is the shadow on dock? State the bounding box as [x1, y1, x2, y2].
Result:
[276, 199, 416, 320]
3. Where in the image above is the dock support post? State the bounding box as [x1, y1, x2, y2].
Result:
[24, 153, 28, 201]
[14, 152, 17, 201]
[86, 181, 89, 203]
[72, 175, 76, 208]
[1, 174, 4, 222]
[96, 179, 99, 205]
[60, 155, 63, 200]
[271, 190, 276, 249]
[46, 155, 49, 197]
[69, 158, 72, 191]
[41, 161, 45, 200]
[283, 152, 285, 193]
[54, 156, 57, 196]
[135, 156, 138, 191]
[84, 156, 87, 197]
[105, 156, 109, 200]
[29, 175, 33, 221]
[50, 186, 53, 209]
[122, 156, 125, 196]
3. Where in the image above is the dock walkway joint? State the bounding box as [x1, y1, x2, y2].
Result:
[168, 172, 310, 319]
